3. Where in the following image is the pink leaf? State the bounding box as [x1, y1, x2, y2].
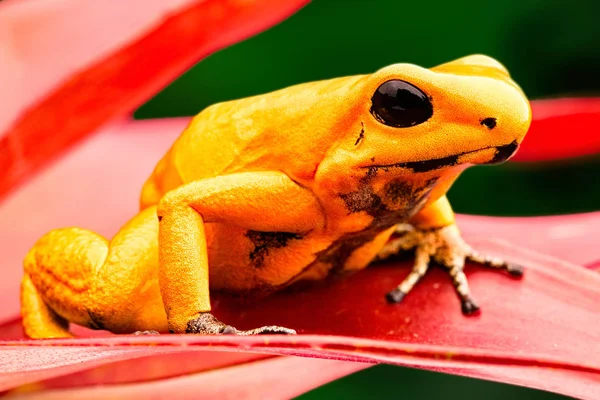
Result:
[3, 355, 367, 399]
[0, 0, 309, 200]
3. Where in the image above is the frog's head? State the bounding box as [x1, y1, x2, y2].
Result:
[348, 55, 531, 175]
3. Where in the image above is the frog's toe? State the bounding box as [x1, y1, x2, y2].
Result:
[216, 323, 296, 336]
[185, 313, 296, 336]
[221, 325, 237, 335]
[133, 330, 160, 335]
[384, 246, 430, 304]
[186, 312, 229, 335]
[236, 325, 297, 335]
[460, 298, 481, 316]
[385, 288, 406, 304]
[467, 251, 525, 278]
[506, 263, 524, 277]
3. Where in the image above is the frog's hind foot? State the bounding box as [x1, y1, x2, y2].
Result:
[186, 313, 296, 335]
[20, 228, 112, 339]
[378, 224, 524, 315]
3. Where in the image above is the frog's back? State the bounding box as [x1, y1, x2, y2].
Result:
[170, 75, 365, 185]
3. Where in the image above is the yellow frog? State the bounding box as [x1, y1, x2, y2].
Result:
[21, 55, 531, 338]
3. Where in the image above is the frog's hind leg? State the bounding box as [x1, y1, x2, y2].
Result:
[21, 227, 109, 338]
[21, 207, 167, 339]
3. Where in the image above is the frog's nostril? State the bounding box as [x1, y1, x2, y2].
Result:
[480, 117, 497, 130]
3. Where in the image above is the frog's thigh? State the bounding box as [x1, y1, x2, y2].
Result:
[22, 227, 108, 338]
[89, 206, 167, 333]
[23, 206, 167, 337]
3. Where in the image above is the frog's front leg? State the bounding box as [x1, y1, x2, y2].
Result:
[376, 196, 523, 315]
[157, 170, 324, 334]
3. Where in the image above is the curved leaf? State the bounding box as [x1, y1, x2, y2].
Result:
[0, 0, 309, 200]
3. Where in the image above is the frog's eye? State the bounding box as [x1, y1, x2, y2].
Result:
[370, 80, 433, 128]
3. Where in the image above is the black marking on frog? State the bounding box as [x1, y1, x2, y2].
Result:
[361, 155, 460, 173]
[246, 231, 303, 268]
[362, 141, 520, 173]
[341, 168, 437, 217]
[340, 167, 385, 216]
[339, 187, 385, 215]
[484, 140, 519, 165]
[384, 179, 417, 206]
[355, 122, 365, 146]
[425, 176, 440, 186]
[330, 171, 438, 273]
[401, 154, 460, 173]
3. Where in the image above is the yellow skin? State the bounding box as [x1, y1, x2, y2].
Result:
[21, 55, 531, 338]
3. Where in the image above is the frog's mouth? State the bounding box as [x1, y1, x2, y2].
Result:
[364, 140, 519, 173]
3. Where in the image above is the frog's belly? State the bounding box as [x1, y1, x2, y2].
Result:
[205, 223, 395, 293]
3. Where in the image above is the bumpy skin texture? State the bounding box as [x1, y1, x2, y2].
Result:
[21, 55, 531, 338]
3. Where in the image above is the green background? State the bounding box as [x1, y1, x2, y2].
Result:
[135, 0, 600, 398]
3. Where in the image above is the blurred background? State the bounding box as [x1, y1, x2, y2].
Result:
[133, 0, 600, 398]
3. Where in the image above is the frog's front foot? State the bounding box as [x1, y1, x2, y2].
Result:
[376, 223, 523, 315]
[186, 313, 296, 335]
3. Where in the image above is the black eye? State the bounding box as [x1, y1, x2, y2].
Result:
[370, 80, 433, 128]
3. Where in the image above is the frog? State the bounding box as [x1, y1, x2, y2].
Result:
[20, 54, 531, 339]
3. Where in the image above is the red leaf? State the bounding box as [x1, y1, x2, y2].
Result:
[0, 0, 309, 201]
[1, 241, 599, 398]
[1, 120, 599, 399]
[458, 212, 600, 268]
[512, 97, 600, 162]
